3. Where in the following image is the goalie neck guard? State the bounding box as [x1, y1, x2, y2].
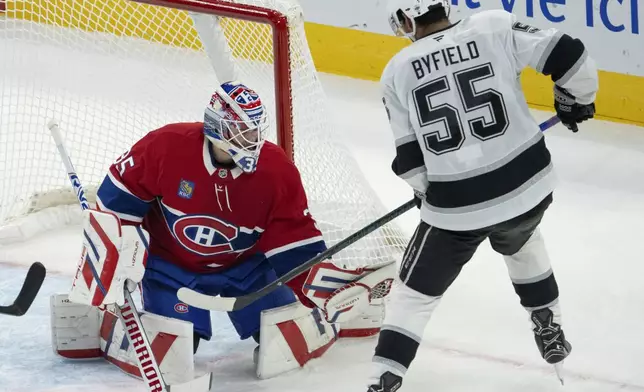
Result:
[204, 81, 269, 173]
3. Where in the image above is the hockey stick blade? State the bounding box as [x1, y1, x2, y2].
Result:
[0, 262, 47, 316]
[178, 198, 418, 312]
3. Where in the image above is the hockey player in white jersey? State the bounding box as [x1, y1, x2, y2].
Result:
[367, 1, 598, 391]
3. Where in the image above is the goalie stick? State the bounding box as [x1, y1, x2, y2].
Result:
[0, 262, 46, 316]
[177, 115, 562, 313]
[47, 120, 213, 392]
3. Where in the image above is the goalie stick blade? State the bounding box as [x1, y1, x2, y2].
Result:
[0, 262, 47, 316]
[177, 288, 239, 312]
[167, 372, 214, 392]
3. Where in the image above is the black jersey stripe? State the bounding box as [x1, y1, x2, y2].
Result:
[535, 31, 563, 74]
[426, 131, 543, 182]
[425, 136, 551, 209]
[541, 34, 587, 84]
[392, 139, 425, 177]
[557, 50, 588, 86]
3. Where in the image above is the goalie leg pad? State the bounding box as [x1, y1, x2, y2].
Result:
[338, 301, 386, 338]
[101, 306, 196, 386]
[256, 302, 338, 379]
[51, 293, 102, 359]
[50, 294, 195, 385]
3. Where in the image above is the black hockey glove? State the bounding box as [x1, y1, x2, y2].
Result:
[553, 85, 595, 133]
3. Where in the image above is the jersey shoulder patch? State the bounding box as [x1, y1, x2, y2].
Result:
[512, 21, 541, 33]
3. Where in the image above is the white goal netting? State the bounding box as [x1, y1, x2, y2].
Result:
[0, 0, 408, 268]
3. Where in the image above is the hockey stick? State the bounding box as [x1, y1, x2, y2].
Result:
[177, 115, 562, 313]
[47, 120, 213, 392]
[178, 198, 417, 312]
[0, 262, 46, 316]
[539, 115, 561, 131]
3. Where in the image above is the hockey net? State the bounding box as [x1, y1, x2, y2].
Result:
[0, 0, 408, 268]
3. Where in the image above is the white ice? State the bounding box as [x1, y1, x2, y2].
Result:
[2, 56, 644, 392]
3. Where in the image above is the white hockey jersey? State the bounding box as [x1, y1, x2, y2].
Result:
[381, 10, 598, 231]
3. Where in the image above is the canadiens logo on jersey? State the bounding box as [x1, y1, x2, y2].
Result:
[161, 203, 263, 258]
[173, 215, 238, 256]
[177, 180, 194, 199]
[174, 303, 189, 313]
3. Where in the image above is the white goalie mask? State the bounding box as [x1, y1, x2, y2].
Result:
[203, 81, 269, 173]
[387, 0, 451, 41]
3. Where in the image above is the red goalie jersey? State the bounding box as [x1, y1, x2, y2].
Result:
[95, 122, 326, 280]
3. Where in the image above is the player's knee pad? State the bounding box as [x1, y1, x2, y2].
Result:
[50, 294, 195, 385]
[381, 282, 442, 339]
[503, 228, 552, 283]
[256, 302, 338, 379]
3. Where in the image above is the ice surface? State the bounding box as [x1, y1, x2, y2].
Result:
[2, 69, 644, 392]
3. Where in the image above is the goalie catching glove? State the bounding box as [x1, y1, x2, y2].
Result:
[290, 260, 396, 325]
[69, 209, 148, 307]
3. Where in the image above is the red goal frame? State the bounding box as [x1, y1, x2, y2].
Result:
[130, 0, 294, 161]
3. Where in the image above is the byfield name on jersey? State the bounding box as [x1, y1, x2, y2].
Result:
[381, 10, 599, 231]
[411, 40, 479, 79]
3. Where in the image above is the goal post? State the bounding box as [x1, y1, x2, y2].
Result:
[0, 0, 408, 268]
[133, 0, 295, 159]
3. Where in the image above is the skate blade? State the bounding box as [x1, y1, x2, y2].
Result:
[554, 362, 565, 385]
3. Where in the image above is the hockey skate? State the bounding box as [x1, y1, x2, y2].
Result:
[367, 371, 402, 392]
[531, 308, 572, 384]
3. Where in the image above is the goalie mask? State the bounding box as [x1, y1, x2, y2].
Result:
[204, 81, 269, 173]
[387, 0, 450, 41]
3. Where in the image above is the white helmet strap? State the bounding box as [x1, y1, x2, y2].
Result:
[408, 14, 418, 42]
